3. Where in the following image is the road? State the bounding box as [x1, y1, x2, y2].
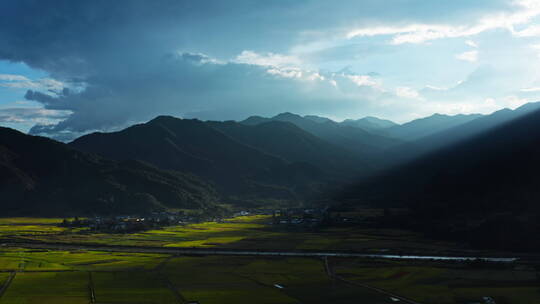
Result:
[0, 241, 518, 262]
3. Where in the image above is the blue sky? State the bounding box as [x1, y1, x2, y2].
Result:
[2, 0, 540, 139]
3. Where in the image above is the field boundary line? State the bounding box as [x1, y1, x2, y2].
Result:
[334, 275, 423, 304]
[153, 256, 174, 272]
[324, 257, 422, 304]
[159, 273, 187, 304]
[88, 272, 96, 303]
[0, 272, 16, 299]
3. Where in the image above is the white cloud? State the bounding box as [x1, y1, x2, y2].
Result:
[396, 86, 420, 99]
[456, 50, 479, 62]
[503, 95, 529, 109]
[465, 40, 478, 48]
[483, 95, 529, 110]
[0, 75, 65, 91]
[346, 74, 381, 88]
[347, 0, 540, 44]
[266, 67, 303, 79]
[520, 86, 540, 92]
[234, 50, 302, 68]
[0, 74, 30, 81]
[0, 107, 72, 123]
[235, 50, 327, 82]
[513, 25, 540, 37]
[424, 85, 449, 91]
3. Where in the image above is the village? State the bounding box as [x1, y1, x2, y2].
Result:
[58, 206, 367, 233]
[59, 211, 206, 233]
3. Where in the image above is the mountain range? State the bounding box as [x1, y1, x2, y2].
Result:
[341, 116, 398, 131]
[0, 127, 218, 216]
[3, 102, 540, 224]
[385, 113, 483, 141]
[339, 104, 540, 251]
[70, 116, 329, 207]
[241, 112, 400, 157]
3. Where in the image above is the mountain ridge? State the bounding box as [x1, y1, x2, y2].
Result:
[0, 126, 219, 216]
[70, 115, 327, 204]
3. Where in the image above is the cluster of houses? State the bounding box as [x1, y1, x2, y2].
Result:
[467, 296, 497, 304]
[271, 208, 330, 227]
[59, 206, 367, 233]
[59, 211, 208, 232]
[269, 207, 375, 228]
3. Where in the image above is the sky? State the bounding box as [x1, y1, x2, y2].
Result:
[2, 0, 540, 140]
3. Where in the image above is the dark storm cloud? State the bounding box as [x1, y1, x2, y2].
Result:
[24, 52, 391, 138]
[0, 0, 514, 138]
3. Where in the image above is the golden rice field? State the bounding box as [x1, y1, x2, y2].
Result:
[0, 217, 538, 303]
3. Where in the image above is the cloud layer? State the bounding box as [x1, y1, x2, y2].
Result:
[1, 0, 540, 139]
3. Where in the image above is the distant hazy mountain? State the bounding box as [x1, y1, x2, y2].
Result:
[241, 112, 400, 156]
[206, 120, 371, 176]
[386, 113, 483, 141]
[418, 102, 540, 148]
[303, 115, 335, 124]
[341, 116, 397, 131]
[388, 102, 540, 165]
[0, 127, 218, 216]
[71, 116, 325, 203]
[340, 106, 540, 251]
[241, 115, 271, 126]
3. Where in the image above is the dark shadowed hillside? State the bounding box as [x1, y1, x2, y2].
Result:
[385, 102, 540, 166]
[340, 107, 540, 251]
[70, 116, 326, 204]
[241, 112, 400, 156]
[0, 127, 218, 216]
[206, 120, 372, 176]
[386, 113, 483, 141]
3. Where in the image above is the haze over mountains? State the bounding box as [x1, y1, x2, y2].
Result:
[385, 113, 483, 141]
[340, 105, 540, 250]
[2, 102, 540, 225]
[241, 112, 400, 157]
[341, 116, 398, 132]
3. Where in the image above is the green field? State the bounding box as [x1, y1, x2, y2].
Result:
[0, 272, 89, 304]
[165, 256, 390, 304]
[92, 272, 178, 304]
[0, 248, 168, 272]
[0, 247, 537, 303]
[0, 217, 539, 303]
[333, 259, 540, 304]
[0, 248, 392, 304]
[0, 216, 460, 255]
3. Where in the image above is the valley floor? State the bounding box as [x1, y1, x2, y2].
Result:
[0, 217, 537, 304]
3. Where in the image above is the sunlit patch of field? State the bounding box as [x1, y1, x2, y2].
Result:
[333, 259, 540, 304]
[0, 215, 470, 254]
[0, 248, 168, 272]
[0, 224, 66, 236]
[0, 272, 89, 304]
[163, 236, 246, 247]
[92, 272, 178, 304]
[0, 218, 65, 225]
